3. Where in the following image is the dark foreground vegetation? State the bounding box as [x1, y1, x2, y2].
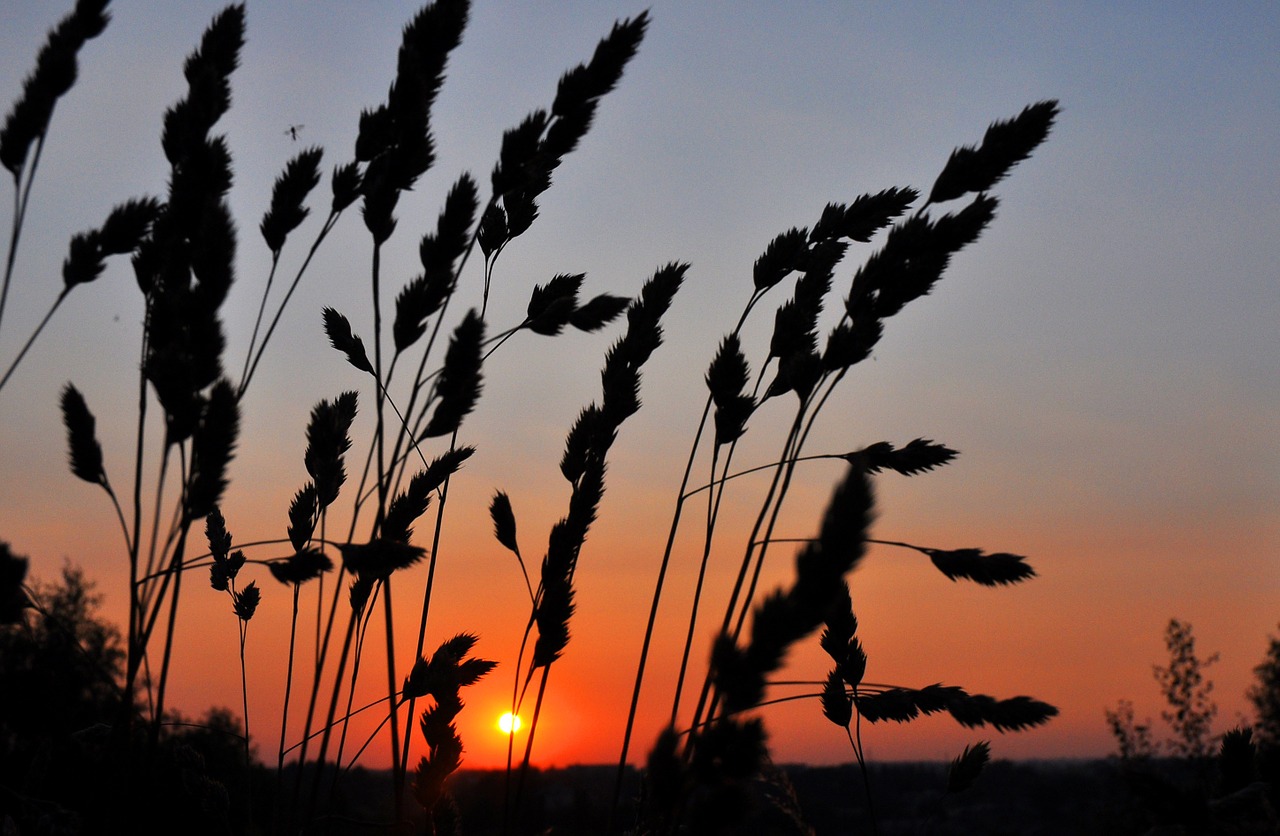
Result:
[3, 566, 1279, 832]
[267, 755, 1280, 835]
[262, 758, 1280, 835]
[14, 757, 1265, 836]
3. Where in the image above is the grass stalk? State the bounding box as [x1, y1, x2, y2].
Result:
[238, 253, 281, 391]
[331, 588, 380, 799]
[611, 291, 765, 823]
[0, 134, 46, 333]
[149, 524, 190, 750]
[303, 608, 357, 823]
[397, 451, 455, 792]
[511, 664, 552, 826]
[273, 583, 300, 832]
[849, 710, 880, 836]
[681, 409, 802, 759]
[237, 211, 341, 398]
[236, 592, 254, 815]
[0, 287, 67, 392]
[381, 579, 404, 813]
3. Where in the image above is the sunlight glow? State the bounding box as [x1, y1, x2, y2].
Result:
[498, 713, 523, 735]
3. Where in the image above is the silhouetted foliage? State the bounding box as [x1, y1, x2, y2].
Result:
[1155, 618, 1220, 759]
[0, 565, 272, 834]
[1105, 698, 1157, 761]
[0, 542, 29, 624]
[1107, 618, 1220, 761]
[0, 564, 125, 763]
[1249, 625, 1280, 748]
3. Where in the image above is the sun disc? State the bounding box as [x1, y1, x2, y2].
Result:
[498, 712, 522, 734]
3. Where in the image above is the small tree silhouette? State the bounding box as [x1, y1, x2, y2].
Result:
[0, 564, 127, 751]
[1155, 618, 1219, 759]
[1249, 625, 1280, 749]
[1108, 618, 1221, 761]
[1105, 698, 1157, 761]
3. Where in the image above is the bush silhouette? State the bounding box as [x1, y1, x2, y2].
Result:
[1249, 626, 1280, 749]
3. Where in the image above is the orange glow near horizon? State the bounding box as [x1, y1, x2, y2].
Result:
[10, 434, 1276, 776]
[133, 495, 1270, 774]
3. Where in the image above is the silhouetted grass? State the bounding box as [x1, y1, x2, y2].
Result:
[1, 2, 1062, 834]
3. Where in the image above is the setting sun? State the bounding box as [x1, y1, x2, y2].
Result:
[498, 713, 523, 735]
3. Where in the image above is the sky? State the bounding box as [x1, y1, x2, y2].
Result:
[0, 1, 1277, 773]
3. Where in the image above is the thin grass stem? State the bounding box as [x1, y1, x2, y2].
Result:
[0, 172, 24, 334]
[397, 434, 458, 790]
[238, 253, 280, 388]
[272, 583, 300, 834]
[381, 579, 404, 813]
[0, 134, 47, 333]
[238, 212, 341, 397]
[236, 596, 254, 814]
[283, 691, 394, 758]
[330, 587, 379, 802]
[668, 445, 722, 726]
[303, 609, 357, 822]
[511, 664, 551, 825]
[852, 705, 880, 836]
[682, 408, 801, 760]
[610, 291, 765, 826]
[0, 287, 68, 393]
[149, 524, 191, 751]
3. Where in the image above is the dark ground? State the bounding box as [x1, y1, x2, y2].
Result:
[406, 756, 1276, 835]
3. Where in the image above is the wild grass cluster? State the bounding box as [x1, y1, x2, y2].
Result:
[2, 2, 1065, 833]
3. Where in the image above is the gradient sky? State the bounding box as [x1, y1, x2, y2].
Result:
[1, 1, 1276, 771]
